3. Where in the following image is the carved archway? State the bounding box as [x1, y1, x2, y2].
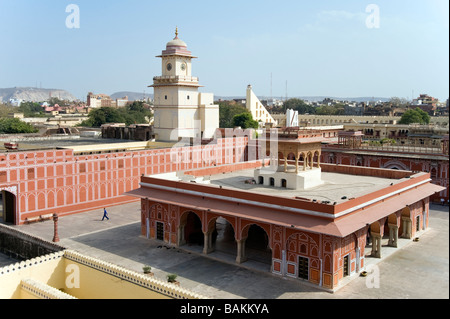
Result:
[239, 222, 272, 266]
[179, 210, 203, 246]
[203, 215, 236, 256]
[383, 160, 409, 171]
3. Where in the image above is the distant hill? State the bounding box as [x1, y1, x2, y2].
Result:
[297, 96, 391, 103]
[242, 96, 391, 103]
[0, 87, 77, 103]
[108, 92, 390, 104]
[110, 91, 153, 101]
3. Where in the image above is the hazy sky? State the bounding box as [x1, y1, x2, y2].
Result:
[0, 0, 448, 101]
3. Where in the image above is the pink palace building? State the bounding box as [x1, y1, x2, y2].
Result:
[126, 128, 444, 290]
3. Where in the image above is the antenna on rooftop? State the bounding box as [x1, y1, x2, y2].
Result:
[270, 73, 273, 102]
[285, 80, 288, 102]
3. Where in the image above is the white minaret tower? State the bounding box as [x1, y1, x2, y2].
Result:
[150, 28, 219, 142]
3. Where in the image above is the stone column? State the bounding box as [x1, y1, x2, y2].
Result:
[283, 156, 288, 173]
[371, 233, 381, 258]
[388, 225, 399, 247]
[236, 239, 247, 264]
[203, 231, 214, 254]
[177, 225, 186, 246]
[295, 157, 299, 174]
[355, 247, 360, 272]
[52, 213, 60, 243]
[401, 217, 412, 239]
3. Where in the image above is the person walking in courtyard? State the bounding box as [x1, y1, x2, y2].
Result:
[102, 208, 109, 221]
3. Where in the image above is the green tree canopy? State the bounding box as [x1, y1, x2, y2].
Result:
[48, 97, 68, 106]
[219, 101, 248, 128]
[0, 103, 15, 118]
[18, 102, 46, 117]
[78, 107, 124, 127]
[232, 112, 259, 129]
[315, 103, 345, 115]
[78, 103, 153, 127]
[282, 98, 316, 114]
[122, 101, 153, 125]
[398, 107, 430, 125]
[0, 118, 38, 134]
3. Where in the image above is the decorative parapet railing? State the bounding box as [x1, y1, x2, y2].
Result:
[63, 250, 207, 300]
[153, 75, 199, 83]
[20, 278, 76, 299]
[0, 251, 65, 277]
[1, 250, 207, 299]
[323, 143, 446, 155]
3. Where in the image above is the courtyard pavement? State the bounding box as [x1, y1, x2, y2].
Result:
[8, 201, 449, 299]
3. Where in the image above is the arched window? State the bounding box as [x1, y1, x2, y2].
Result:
[270, 178, 275, 186]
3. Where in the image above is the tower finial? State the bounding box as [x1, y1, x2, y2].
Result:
[175, 26, 179, 38]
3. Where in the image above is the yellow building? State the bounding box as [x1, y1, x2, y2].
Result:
[0, 250, 205, 299]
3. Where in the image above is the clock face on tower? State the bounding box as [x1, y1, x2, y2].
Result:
[166, 63, 172, 71]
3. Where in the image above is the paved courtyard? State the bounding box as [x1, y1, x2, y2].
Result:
[9, 201, 449, 299]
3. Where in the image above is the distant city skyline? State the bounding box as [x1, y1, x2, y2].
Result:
[0, 0, 448, 101]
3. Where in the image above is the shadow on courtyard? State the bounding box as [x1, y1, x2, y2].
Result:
[66, 222, 325, 298]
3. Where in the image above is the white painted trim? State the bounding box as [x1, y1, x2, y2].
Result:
[139, 178, 432, 220]
[272, 258, 283, 275]
[334, 178, 432, 218]
[286, 261, 297, 278]
[140, 182, 332, 218]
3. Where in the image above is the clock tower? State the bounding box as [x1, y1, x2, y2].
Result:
[150, 28, 219, 142]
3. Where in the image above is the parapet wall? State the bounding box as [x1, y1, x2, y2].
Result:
[64, 250, 206, 299]
[320, 162, 413, 179]
[0, 223, 65, 261]
[0, 251, 66, 299]
[0, 136, 249, 225]
[183, 160, 267, 177]
[0, 249, 207, 299]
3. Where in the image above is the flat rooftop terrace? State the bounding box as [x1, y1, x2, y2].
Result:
[0, 137, 176, 153]
[206, 168, 406, 204]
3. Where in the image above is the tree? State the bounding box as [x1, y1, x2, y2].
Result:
[232, 112, 259, 129]
[0, 118, 38, 134]
[18, 102, 46, 117]
[0, 103, 15, 118]
[219, 101, 248, 128]
[389, 97, 409, 107]
[78, 103, 153, 127]
[398, 107, 430, 125]
[122, 101, 153, 125]
[48, 97, 67, 107]
[78, 107, 124, 127]
[282, 98, 316, 114]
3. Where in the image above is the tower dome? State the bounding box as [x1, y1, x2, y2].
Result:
[166, 27, 187, 48]
[159, 27, 194, 58]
